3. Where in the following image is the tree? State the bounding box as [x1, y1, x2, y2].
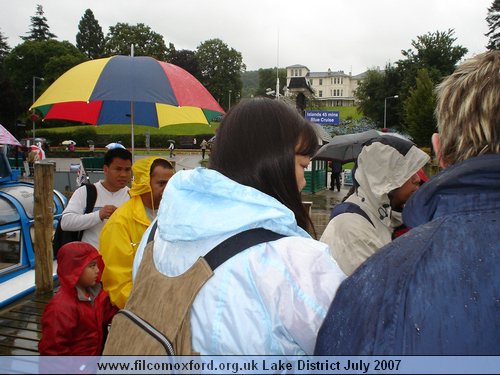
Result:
[76, 9, 105, 59]
[196, 38, 245, 110]
[21, 4, 57, 41]
[241, 70, 259, 98]
[256, 68, 287, 97]
[4, 40, 86, 121]
[397, 29, 467, 90]
[403, 68, 436, 147]
[485, 0, 500, 50]
[167, 49, 202, 80]
[354, 64, 403, 128]
[0, 29, 10, 59]
[104, 23, 169, 60]
[0, 29, 23, 132]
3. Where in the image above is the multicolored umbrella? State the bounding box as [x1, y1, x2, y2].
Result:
[30, 55, 225, 155]
[31, 55, 224, 126]
[0, 124, 21, 147]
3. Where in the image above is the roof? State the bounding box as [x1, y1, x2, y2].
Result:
[312, 124, 334, 144]
[286, 64, 309, 69]
[308, 71, 350, 78]
[287, 77, 314, 92]
[351, 71, 368, 80]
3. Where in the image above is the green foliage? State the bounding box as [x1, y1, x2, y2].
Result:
[104, 23, 169, 60]
[485, 0, 500, 50]
[4, 39, 86, 113]
[0, 30, 10, 59]
[196, 38, 245, 110]
[256, 68, 287, 97]
[354, 64, 404, 129]
[21, 5, 57, 41]
[354, 69, 385, 124]
[76, 9, 105, 59]
[354, 29, 467, 132]
[314, 106, 363, 121]
[403, 69, 436, 147]
[36, 123, 218, 148]
[398, 29, 467, 90]
[241, 70, 259, 98]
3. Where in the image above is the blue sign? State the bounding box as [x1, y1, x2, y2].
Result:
[305, 110, 340, 125]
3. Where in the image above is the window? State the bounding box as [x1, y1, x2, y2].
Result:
[341, 78, 344, 84]
[319, 79, 323, 85]
[299, 69, 302, 76]
[0, 186, 34, 220]
[341, 89, 344, 96]
[319, 90, 323, 97]
[0, 229, 22, 273]
[310, 79, 314, 85]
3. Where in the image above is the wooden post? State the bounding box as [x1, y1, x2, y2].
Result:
[33, 162, 55, 294]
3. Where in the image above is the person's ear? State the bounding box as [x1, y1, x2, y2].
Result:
[431, 133, 447, 168]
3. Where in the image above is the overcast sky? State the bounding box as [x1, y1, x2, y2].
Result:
[1, 0, 493, 74]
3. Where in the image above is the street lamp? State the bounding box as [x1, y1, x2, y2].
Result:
[383, 95, 399, 129]
[228, 90, 232, 110]
[32, 76, 44, 140]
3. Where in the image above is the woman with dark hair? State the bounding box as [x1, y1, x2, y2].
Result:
[131, 98, 345, 355]
[209, 97, 318, 235]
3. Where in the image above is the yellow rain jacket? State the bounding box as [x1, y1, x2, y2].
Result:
[100, 156, 166, 308]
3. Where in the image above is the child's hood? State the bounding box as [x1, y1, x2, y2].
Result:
[56, 241, 104, 289]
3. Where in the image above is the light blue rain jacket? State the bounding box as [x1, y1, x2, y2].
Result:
[133, 168, 345, 354]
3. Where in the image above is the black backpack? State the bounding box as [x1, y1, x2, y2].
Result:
[53, 184, 97, 257]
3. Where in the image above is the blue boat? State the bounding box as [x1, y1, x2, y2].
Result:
[0, 150, 66, 308]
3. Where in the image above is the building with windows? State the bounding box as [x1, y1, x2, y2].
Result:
[285, 64, 367, 107]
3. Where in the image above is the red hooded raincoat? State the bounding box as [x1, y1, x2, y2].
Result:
[38, 242, 117, 355]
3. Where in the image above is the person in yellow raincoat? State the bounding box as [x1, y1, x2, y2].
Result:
[100, 156, 175, 308]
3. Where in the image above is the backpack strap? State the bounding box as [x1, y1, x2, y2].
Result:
[204, 228, 285, 270]
[76, 184, 97, 241]
[330, 202, 375, 227]
[145, 223, 285, 271]
[147, 220, 158, 243]
[84, 183, 97, 214]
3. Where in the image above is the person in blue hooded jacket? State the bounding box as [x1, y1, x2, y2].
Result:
[132, 98, 346, 355]
[315, 50, 500, 355]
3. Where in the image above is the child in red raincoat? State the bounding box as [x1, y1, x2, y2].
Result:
[39, 242, 117, 355]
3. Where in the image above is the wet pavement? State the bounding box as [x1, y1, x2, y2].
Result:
[302, 186, 351, 238]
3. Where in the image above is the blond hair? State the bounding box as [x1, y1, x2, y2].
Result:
[435, 50, 500, 165]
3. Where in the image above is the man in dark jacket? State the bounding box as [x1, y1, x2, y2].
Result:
[329, 160, 342, 191]
[315, 50, 500, 355]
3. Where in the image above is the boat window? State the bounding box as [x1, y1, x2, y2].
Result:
[0, 229, 22, 273]
[0, 185, 34, 219]
[0, 196, 21, 224]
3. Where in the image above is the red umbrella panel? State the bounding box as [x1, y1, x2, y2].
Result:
[31, 56, 225, 127]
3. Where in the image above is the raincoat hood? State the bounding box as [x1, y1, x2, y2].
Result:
[129, 156, 166, 197]
[57, 241, 104, 291]
[354, 137, 429, 220]
[157, 168, 310, 242]
[403, 153, 500, 228]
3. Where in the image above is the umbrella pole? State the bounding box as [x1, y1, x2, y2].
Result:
[131, 101, 135, 160]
